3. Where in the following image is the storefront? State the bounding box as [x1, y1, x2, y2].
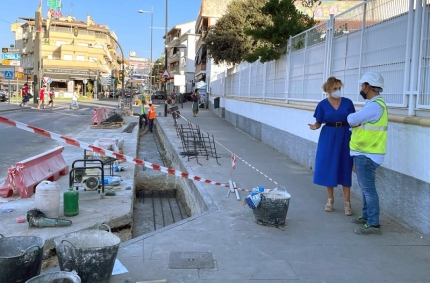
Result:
[43, 68, 97, 96]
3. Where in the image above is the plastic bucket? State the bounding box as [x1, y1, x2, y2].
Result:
[26, 271, 81, 283]
[0, 234, 44, 283]
[54, 224, 120, 283]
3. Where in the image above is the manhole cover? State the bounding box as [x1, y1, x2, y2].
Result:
[169, 252, 215, 269]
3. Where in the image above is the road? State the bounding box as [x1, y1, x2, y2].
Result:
[0, 99, 119, 181]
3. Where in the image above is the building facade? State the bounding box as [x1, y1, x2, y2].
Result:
[165, 21, 197, 95]
[14, 14, 122, 97]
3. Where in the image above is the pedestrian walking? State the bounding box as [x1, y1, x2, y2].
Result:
[148, 101, 156, 133]
[70, 88, 79, 109]
[37, 84, 46, 109]
[20, 83, 29, 107]
[191, 89, 200, 117]
[47, 87, 55, 109]
[139, 96, 148, 130]
[308, 77, 356, 215]
[348, 71, 387, 235]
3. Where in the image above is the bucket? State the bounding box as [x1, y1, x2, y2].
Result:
[0, 234, 44, 283]
[26, 271, 81, 283]
[35, 180, 61, 218]
[54, 224, 120, 283]
[253, 189, 291, 227]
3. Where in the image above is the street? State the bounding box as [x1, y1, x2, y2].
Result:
[0, 100, 118, 181]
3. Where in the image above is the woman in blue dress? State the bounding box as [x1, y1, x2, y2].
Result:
[308, 77, 356, 215]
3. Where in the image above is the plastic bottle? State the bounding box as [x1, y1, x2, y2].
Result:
[64, 188, 79, 216]
[34, 180, 61, 218]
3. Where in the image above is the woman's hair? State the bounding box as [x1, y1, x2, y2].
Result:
[322, 77, 343, 92]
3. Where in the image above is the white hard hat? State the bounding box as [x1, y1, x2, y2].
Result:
[359, 71, 384, 88]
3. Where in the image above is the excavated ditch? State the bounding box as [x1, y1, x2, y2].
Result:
[133, 126, 190, 238]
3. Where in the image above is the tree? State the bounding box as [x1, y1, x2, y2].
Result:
[244, 0, 316, 63]
[150, 56, 165, 90]
[205, 0, 271, 65]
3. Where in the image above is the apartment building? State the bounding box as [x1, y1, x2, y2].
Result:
[15, 14, 121, 96]
[165, 21, 197, 95]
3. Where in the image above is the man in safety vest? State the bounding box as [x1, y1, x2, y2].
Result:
[148, 101, 156, 133]
[347, 71, 388, 235]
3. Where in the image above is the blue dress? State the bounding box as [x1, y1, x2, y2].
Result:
[313, 97, 355, 187]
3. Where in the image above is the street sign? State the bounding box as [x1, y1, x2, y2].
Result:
[2, 53, 20, 60]
[4, 70, 14, 80]
[17, 72, 23, 79]
[47, 78, 53, 84]
[43, 76, 50, 84]
[162, 69, 171, 78]
[2, 47, 20, 53]
[1, 59, 20, 66]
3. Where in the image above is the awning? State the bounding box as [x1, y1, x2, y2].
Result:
[43, 73, 96, 82]
[195, 81, 207, 89]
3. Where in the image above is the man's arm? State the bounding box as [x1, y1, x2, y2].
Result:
[347, 101, 383, 126]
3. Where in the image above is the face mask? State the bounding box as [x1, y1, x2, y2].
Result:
[360, 85, 368, 100]
[331, 91, 341, 99]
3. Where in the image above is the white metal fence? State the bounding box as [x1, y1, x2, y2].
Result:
[210, 0, 430, 115]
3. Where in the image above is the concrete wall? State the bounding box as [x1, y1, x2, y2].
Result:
[209, 97, 430, 236]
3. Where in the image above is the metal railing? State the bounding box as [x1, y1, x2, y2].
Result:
[210, 0, 430, 116]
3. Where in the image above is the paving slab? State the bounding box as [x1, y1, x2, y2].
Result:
[111, 102, 430, 283]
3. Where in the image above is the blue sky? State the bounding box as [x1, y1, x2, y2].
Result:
[0, 0, 202, 60]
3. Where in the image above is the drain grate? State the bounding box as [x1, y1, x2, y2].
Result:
[122, 122, 138, 133]
[169, 252, 215, 269]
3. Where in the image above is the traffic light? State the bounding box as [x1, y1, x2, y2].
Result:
[73, 26, 78, 37]
[119, 71, 123, 80]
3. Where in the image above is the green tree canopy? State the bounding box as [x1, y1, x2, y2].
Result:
[205, 0, 271, 65]
[244, 0, 316, 63]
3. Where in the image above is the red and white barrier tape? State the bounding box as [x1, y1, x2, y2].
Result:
[0, 115, 258, 194]
[173, 111, 280, 187]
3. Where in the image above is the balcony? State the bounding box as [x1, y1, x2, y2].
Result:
[195, 62, 206, 74]
[43, 58, 100, 70]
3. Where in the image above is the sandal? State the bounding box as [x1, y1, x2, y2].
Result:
[324, 198, 334, 212]
[344, 202, 353, 216]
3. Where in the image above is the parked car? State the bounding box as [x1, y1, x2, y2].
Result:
[151, 90, 166, 100]
[0, 92, 7, 102]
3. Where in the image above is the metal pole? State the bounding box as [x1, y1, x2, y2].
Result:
[8, 80, 11, 104]
[150, 7, 153, 92]
[164, 0, 168, 117]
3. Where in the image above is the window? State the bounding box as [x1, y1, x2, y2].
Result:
[78, 43, 89, 47]
[89, 57, 98, 62]
[64, 54, 73, 60]
[56, 41, 67, 46]
[76, 55, 85, 61]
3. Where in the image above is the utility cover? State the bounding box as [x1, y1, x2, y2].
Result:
[169, 252, 215, 269]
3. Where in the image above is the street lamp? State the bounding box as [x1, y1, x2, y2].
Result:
[138, 7, 153, 91]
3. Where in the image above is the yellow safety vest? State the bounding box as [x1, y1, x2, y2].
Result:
[350, 97, 388, 154]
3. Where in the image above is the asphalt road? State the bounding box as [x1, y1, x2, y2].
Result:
[0, 100, 115, 181]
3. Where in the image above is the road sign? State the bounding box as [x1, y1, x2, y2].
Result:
[43, 76, 50, 84]
[47, 78, 53, 84]
[2, 47, 20, 53]
[162, 69, 171, 78]
[17, 72, 23, 79]
[2, 53, 20, 60]
[2, 59, 20, 66]
[4, 70, 14, 80]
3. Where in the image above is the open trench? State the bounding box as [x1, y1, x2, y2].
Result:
[132, 126, 190, 238]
